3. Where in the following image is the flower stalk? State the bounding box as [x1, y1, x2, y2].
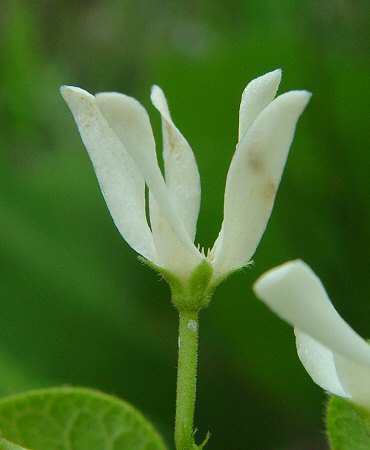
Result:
[175, 309, 199, 449]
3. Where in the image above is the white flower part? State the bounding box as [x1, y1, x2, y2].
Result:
[295, 330, 347, 397]
[149, 192, 201, 279]
[334, 354, 370, 408]
[254, 260, 370, 408]
[238, 69, 282, 142]
[150, 85, 201, 242]
[147, 86, 203, 276]
[211, 69, 283, 268]
[61, 72, 310, 284]
[212, 91, 311, 279]
[60, 86, 157, 262]
[95, 92, 200, 260]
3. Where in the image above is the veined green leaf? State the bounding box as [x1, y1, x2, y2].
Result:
[326, 395, 370, 450]
[0, 387, 167, 450]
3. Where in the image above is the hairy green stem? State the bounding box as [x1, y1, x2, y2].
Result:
[175, 310, 199, 449]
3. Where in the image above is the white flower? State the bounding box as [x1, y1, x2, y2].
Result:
[254, 260, 370, 409]
[61, 70, 310, 285]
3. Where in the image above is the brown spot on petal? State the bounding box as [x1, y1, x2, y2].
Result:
[247, 147, 265, 173]
[165, 122, 182, 161]
[263, 180, 277, 200]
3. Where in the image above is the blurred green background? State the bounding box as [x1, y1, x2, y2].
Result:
[1, 0, 369, 448]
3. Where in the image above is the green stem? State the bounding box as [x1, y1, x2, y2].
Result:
[175, 309, 199, 449]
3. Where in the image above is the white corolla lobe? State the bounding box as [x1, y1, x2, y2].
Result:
[254, 260, 370, 409]
[61, 70, 310, 286]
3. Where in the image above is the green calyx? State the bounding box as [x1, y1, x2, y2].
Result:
[139, 258, 215, 312]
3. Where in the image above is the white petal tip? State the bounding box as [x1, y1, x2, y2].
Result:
[60, 85, 83, 95]
[150, 84, 166, 105]
[95, 91, 130, 102]
[60, 85, 73, 98]
[95, 92, 146, 118]
[150, 85, 171, 120]
[288, 89, 312, 103]
[60, 85, 93, 104]
[150, 84, 162, 96]
[271, 68, 282, 79]
[273, 90, 312, 115]
[268, 68, 282, 77]
[253, 259, 306, 298]
[246, 69, 283, 90]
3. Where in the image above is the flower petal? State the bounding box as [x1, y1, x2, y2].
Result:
[149, 193, 203, 281]
[334, 353, 370, 409]
[60, 86, 157, 262]
[95, 92, 201, 261]
[213, 91, 311, 278]
[239, 69, 282, 141]
[151, 85, 201, 242]
[295, 329, 347, 397]
[253, 260, 370, 368]
[211, 70, 282, 268]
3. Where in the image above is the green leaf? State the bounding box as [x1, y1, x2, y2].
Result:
[326, 395, 370, 450]
[0, 387, 167, 450]
[0, 436, 30, 450]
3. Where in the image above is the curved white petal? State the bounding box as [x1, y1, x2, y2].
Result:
[335, 353, 370, 409]
[60, 86, 157, 262]
[254, 260, 370, 368]
[239, 69, 282, 141]
[151, 86, 201, 242]
[213, 91, 311, 278]
[95, 92, 202, 262]
[149, 193, 203, 281]
[295, 329, 347, 397]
